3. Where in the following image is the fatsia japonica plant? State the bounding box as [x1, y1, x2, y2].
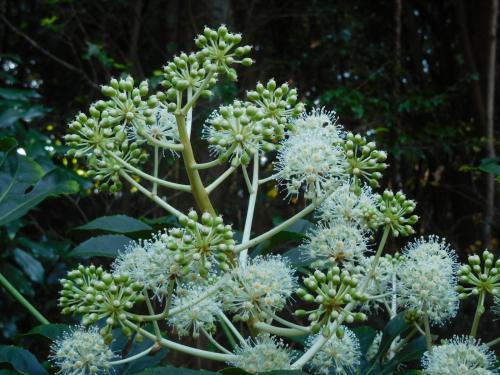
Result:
[52, 25, 499, 374]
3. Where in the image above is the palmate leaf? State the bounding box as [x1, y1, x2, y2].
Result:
[0, 137, 79, 225]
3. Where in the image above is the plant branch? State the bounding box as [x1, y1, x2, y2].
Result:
[109, 343, 159, 365]
[240, 152, 259, 265]
[470, 290, 486, 337]
[206, 166, 237, 194]
[253, 321, 307, 337]
[0, 272, 50, 325]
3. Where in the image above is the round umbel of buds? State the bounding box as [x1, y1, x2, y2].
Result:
[58, 264, 145, 344]
[161, 52, 217, 102]
[341, 132, 388, 193]
[100, 76, 157, 129]
[378, 190, 418, 237]
[203, 100, 274, 165]
[295, 267, 368, 336]
[246, 79, 304, 141]
[457, 249, 500, 299]
[165, 211, 236, 277]
[194, 25, 253, 82]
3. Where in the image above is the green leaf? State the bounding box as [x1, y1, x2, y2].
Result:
[0, 143, 79, 225]
[282, 247, 311, 267]
[120, 337, 168, 375]
[371, 313, 409, 365]
[70, 234, 132, 258]
[136, 366, 218, 374]
[479, 157, 500, 176]
[13, 248, 44, 283]
[377, 337, 427, 375]
[352, 326, 377, 355]
[0, 345, 48, 375]
[21, 323, 70, 341]
[0, 88, 40, 101]
[75, 214, 152, 234]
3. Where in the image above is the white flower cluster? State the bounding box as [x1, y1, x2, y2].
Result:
[168, 283, 221, 337]
[422, 335, 497, 375]
[133, 107, 179, 148]
[308, 326, 361, 375]
[112, 234, 182, 297]
[274, 109, 348, 199]
[319, 181, 381, 231]
[223, 255, 296, 321]
[51, 326, 115, 375]
[303, 219, 369, 268]
[230, 335, 293, 373]
[397, 236, 459, 324]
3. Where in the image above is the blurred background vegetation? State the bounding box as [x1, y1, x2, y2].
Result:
[0, 0, 498, 371]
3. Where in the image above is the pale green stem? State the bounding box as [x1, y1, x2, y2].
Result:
[193, 144, 237, 170]
[176, 113, 215, 214]
[201, 327, 232, 354]
[470, 290, 486, 337]
[292, 225, 391, 369]
[258, 174, 276, 185]
[423, 306, 433, 352]
[486, 336, 500, 347]
[253, 322, 307, 337]
[144, 290, 162, 341]
[388, 270, 398, 359]
[186, 87, 193, 137]
[120, 171, 186, 218]
[141, 131, 184, 151]
[413, 322, 426, 336]
[169, 279, 224, 316]
[163, 279, 176, 319]
[240, 152, 259, 266]
[152, 145, 159, 196]
[270, 313, 310, 332]
[206, 166, 237, 194]
[109, 343, 158, 365]
[123, 319, 235, 362]
[182, 71, 215, 115]
[218, 311, 247, 346]
[0, 272, 49, 325]
[241, 163, 253, 193]
[235, 196, 327, 253]
[110, 151, 191, 192]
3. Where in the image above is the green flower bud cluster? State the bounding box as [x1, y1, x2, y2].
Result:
[65, 102, 148, 192]
[246, 79, 304, 141]
[378, 190, 418, 237]
[100, 76, 158, 128]
[164, 211, 236, 277]
[195, 25, 253, 81]
[295, 268, 368, 337]
[161, 52, 217, 103]
[58, 265, 145, 344]
[457, 250, 500, 299]
[404, 309, 423, 325]
[204, 100, 279, 165]
[342, 132, 387, 193]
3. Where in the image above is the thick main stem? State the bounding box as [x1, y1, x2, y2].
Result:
[176, 113, 215, 215]
[0, 272, 49, 325]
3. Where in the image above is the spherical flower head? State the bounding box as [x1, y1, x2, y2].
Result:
[308, 326, 361, 375]
[230, 335, 293, 373]
[303, 219, 369, 269]
[319, 181, 382, 231]
[203, 100, 273, 164]
[493, 295, 500, 318]
[274, 128, 348, 200]
[168, 284, 221, 338]
[398, 236, 459, 325]
[422, 335, 497, 375]
[132, 106, 179, 148]
[112, 234, 182, 297]
[289, 107, 344, 143]
[51, 326, 115, 375]
[223, 255, 296, 321]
